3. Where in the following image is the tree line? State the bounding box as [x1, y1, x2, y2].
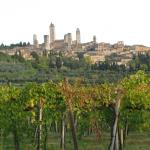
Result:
[0, 42, 30, 50]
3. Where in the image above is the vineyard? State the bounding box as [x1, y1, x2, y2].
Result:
[0, 71, 150, 150]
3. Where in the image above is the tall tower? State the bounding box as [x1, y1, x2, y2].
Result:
[67, 33, 72, 48]
[49, 22, 55, 44]
[93, 35, 96, 43]
[33, 34, 39, 48]
[64, 34, 68, 43]
[76, 28, 81, 45]
[44, 35, 50, 50]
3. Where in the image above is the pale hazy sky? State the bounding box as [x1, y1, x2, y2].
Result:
[1, 0, 150, 46]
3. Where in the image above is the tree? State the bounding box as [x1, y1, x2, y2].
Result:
[115, 71, 150, 149]
[0, 85, 27, 150]
[60, 79, 79, 150]
[19, 42, 23, 47]
[21, 82, 65, 150]
[27, 42, 30, 46]
[23, 42, 27, 47]
[31, 52, 40, 63]
[56, 56, 63, 69]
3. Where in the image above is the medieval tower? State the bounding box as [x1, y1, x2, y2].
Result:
[33, 34, 39, 48]
[67, 33, 72, 48]
[76, 28, 81, 45]
[49, 23, 55, 45]
[93, 35, 96, 43]
[44, 35, 50, 50]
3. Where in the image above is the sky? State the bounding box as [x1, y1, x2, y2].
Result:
[0, 0, 150, 46]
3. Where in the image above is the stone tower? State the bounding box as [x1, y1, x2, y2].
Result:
[93, 35, 96, 43]
[67, 33, 72, 48]
[33, 34, 39, 48]
[64, 34, 68, 43]
[76, 28, 81, 45]
[44, 35, 50, 50]
[49, 22, 55, 45]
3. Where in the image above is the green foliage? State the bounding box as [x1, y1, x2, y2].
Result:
[0, 71, 150, 149]
[120, 71, 150, 132]
[31, 51, 39, 63]
[0, 85, 27, 145]
[129, 54, 150, 72]
[19, 82, 66, 147]
[0, 42, 30, 50]
[56, 56, 63, 69]
[122, 71, 150, 109]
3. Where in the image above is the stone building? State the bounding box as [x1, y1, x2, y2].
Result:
[135, 45, 150, 54]
[64, 33, 72, 46]
[84, 51, 105, 64]
[16, 49, 33, 60]
[49, 22, 55, 47]
[53, 40, 65, 50]
[67, 33, 72, 48]
[113, 41, 124, 51]
[48, 23, 83, 52]
[76, 28, 81, 45]
[93, 35, 96, 43]
[44, 35, 50, 50]
[97, 42, 111, 52]
[33, 34, 39, 48]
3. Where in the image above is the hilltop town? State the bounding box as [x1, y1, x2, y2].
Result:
[1, 22, 150, 65]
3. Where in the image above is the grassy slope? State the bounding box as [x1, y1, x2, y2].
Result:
[1, 132, 150, 150]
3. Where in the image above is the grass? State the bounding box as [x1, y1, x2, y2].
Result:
[0, 132, 150, 150]
[123, 132, 150, 150]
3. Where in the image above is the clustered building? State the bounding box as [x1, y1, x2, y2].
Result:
[2, 22, 150, 64]
[32, 22, 82, 52]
